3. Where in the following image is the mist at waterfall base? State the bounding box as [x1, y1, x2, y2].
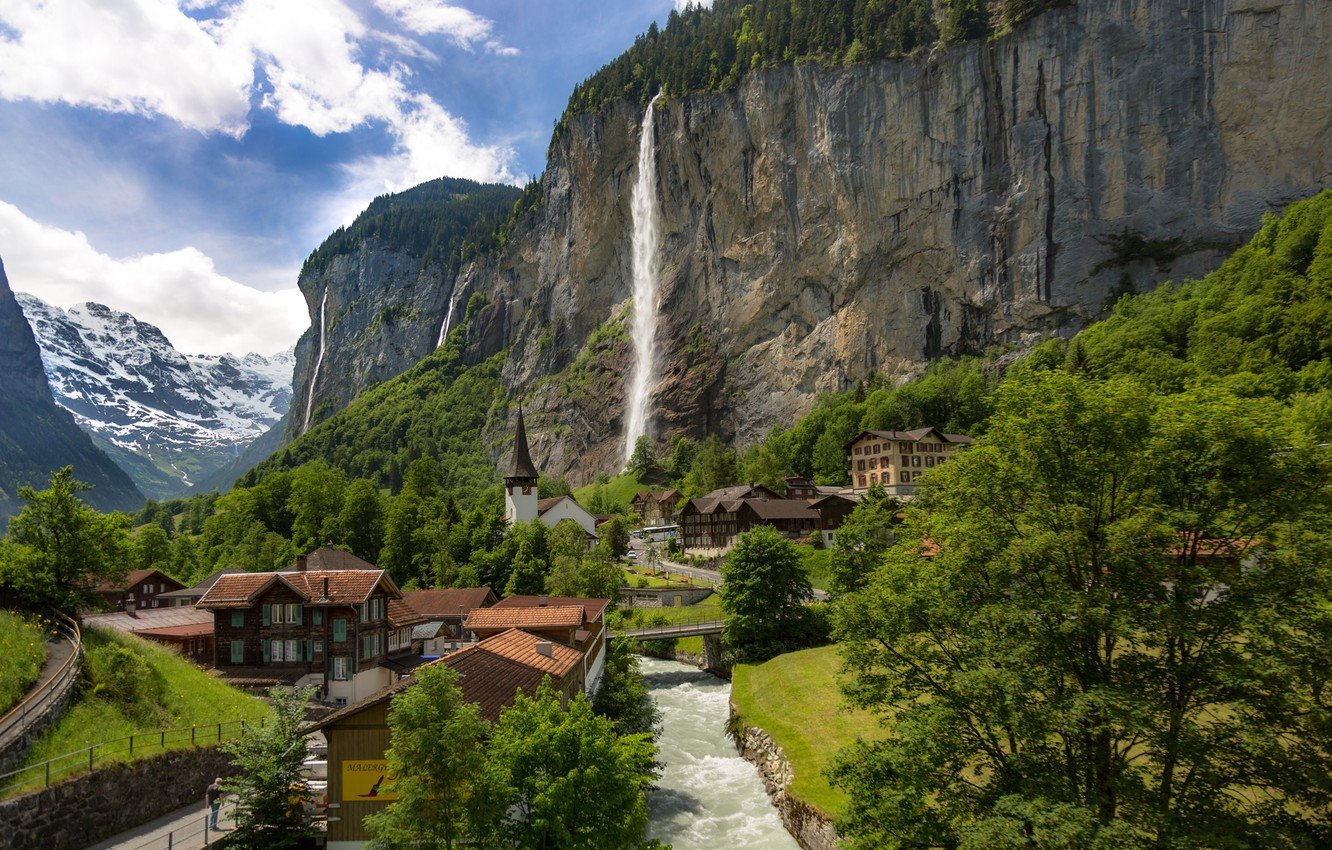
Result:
[623, 93, 663, 466]
[642, 657, 801, 849]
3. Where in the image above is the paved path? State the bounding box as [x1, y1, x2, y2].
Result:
[0, 622, 78, 753]
[83, 800, 234, 850]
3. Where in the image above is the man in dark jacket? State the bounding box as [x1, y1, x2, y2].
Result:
[206, 777, 225, 829]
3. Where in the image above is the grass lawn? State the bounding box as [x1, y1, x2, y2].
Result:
[622, 565, 708, 588]
[11, 628, 266, 793]
[621, 596, 725, 655]
[0, 612, 47, 715]
[731, 644, 883, 818]
[572, 472, 653, 512]
[798, 546, 833, 591]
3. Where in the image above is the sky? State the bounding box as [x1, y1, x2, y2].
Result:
[0, 0, 707, 356]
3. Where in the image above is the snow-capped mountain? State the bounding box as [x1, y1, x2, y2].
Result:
[16, 293, 294, 498]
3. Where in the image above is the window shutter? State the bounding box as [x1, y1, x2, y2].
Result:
[261, 639, 270, 663]
[295, 605, 303, 625]
[262, 604, 270, 626]
[333, 618, 346, 642]
[231, 611, 243, 628]
[304, 640, 313, 662]
[230, 641, 243, 664]
[312, 609, 322, 626]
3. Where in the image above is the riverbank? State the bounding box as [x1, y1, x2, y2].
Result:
[728, 714, 840, 850]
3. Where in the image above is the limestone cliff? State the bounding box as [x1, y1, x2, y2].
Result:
[298, 0, 1332, 486]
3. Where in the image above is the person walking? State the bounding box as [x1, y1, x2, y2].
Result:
[206, 777, 225, 830]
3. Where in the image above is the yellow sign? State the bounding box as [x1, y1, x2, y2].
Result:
[341, 760, 399, 802]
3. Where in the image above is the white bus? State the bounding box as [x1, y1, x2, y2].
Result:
[636, 524, 679, 543]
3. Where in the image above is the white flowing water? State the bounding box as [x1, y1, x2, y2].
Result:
[436, 286, 459, 348]
[301, 287, 329, 434]
[642, 657, 801, 850]
[623, 93, 663, 466]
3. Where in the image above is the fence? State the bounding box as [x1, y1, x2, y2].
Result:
[0, 612, 82, 754]
[0, 717, 264, 799]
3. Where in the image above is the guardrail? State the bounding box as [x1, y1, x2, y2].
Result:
[0, 612, 82, 756]
[617, 620, 727, 640]
[0, 716, 264, 799]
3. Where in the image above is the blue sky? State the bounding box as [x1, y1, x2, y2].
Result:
[0, 0, 701, 354]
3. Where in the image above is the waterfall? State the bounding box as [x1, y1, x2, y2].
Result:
[436, 286, 459, 348]
[623, 92, 663, 466]
[301, 287, 329, 434]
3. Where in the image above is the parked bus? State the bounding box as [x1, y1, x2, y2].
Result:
[635, 525, 679, 543]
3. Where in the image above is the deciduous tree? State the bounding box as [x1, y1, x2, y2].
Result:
[720, 525, 814, 661]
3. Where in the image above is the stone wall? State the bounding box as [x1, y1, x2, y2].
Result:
[0, 746, 234, 850]
[619, 586, 715, 608]
[729, 705, 841, 850]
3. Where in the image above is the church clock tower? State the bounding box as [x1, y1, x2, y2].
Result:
[504, 408, 539, 525]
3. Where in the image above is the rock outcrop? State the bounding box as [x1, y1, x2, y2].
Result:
[296, 0, 1332, 485]
[730, 706, 842, 850]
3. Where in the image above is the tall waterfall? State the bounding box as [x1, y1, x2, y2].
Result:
[436, 286, 459, 348]
[623, 92, 663, 466]
[301, 287, 329, 434]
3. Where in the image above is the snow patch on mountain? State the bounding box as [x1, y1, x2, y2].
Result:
[16, 293, 294, 495]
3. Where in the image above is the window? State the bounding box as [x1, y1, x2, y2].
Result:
[857, 460, 865, 471]
[853, 446, 861, 455]
[912, 456, 921, 467]
[869, 473, 878, 484]
[902, 443, 913, 454]
[312, 609, 323, 626]
[899, 471, 909, 483]
[270, 639, 300, 662]
[925, 455, 935, 468]
[858, 475, 867, 486]
[229, 641, 243, 664]
[333, 618, 347, 642]
[314, 640, 324, 656]
[231, 611, 244, 628]
[359, 598, 385, 623]
[868, 457, 877, 469]
[360, 633, 384, 660]
[269, 603, 302, 624]
[332, 656, 350, 680]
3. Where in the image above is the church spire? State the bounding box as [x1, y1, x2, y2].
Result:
[507, 407, 539, 482]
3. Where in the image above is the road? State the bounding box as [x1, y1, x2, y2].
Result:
[83, 800, 234, 850]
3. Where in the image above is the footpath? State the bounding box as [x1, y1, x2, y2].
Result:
[83, 800, 233, 850]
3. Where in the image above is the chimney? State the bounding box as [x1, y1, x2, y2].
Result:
[538, 596, 548, 607]
[125, 598, 137, 618]
[321, 577, 330, 602]
[295, 554, 308, 572]
[535, 640, 553, 658]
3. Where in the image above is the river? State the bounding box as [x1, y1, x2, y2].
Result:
[641, 657, 801, 850]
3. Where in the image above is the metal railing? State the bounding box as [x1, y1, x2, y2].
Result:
[617, 620, 727, 640]
[0, 611, 82, 752]
[0, 716, 264, 799]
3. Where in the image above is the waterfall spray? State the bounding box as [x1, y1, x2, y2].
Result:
[301, 287, 329, 434]
[623, 92, 663, 466]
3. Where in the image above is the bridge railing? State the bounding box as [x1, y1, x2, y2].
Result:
[0, 611, 82, 754]
[617, 620, 727, 639]
[0, 716, 265, 799]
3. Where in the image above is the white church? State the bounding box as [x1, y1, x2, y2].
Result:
[504, 409, 600, 538]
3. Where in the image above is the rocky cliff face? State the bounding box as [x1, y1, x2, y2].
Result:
[17, 294, 293, 499]
[0, 258, 142, 520]
[297, 0, 1332, 486]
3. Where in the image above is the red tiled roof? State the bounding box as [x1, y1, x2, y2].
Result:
[402, 588, 497, 620]
[471, 628, 582, 677]
[82, 606, 214, 634]
[466, 604, 585, 631]
[136, 622, 214, 639]
[492, 594, 609, 623]
[388, 598, 428, 628]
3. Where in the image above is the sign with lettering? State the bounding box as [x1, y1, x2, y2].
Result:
[341, 760, 398, 802]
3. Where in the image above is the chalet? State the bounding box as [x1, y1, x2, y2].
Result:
[400, 587, 498, 653]
[631, 488, 683, 525]
[470, 594, 609, 693]
[156, 568, 246, 607]
[782, 477, 844, 500]
[844, 427, 973, 497]
[312, 627, 587, 849]
[535, 495, 600, 536]
[82, 606, 215, 665]
[96, 569, 186, 611]
[679, 484, 829, 551]
[196, 548, 426, 705]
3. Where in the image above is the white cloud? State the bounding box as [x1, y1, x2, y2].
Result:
[0, 0, 254, 135]
[0, 202, 308, 356]
[674, 0, 713, 9]
[373, 0, 516, 54]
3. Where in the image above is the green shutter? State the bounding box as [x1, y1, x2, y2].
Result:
[231, 611, 243, 628]
[312, 609, 322, 626]
[261, 639, 270, 663]
[333, 618, 346, 642]
[304, 640, 313, 662]
[230, 640, 243, 664]
[295, 605, 303, 625]
[262, 604, 271, 626]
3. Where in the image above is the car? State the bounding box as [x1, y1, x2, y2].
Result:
[626, 550, 639, 560]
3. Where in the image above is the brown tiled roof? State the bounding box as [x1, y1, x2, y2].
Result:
[536, 496, 566, 513]
[158, 568, 247, 599]
[388, 598, 428, 628]
[82, 606, 214, 634]
[97, 568, 178, 593]
[301, 548, 378, 571]
[472, 628, 582, 677]
[492, 594, 609, 623]
[197, 561, 396, 609]
[466, 604, 585, 631]
[842, 427, 973, 451]
[402, 588, 497, 620]
[741, 499, 821, 521]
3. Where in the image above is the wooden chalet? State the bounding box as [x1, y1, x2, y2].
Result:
[400, 587, 498, 654]
[631, 488, 683, 525]
[96, 568, 185, 612]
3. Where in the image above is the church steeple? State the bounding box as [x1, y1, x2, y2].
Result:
[504, 407, 539, 524]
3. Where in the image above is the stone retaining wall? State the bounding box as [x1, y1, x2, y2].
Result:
[729, 704, 841, 850]
[619, 586, 715, 608]
[0, 746, 234, 850]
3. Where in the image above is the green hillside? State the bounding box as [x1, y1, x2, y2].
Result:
[0, 611, 45, 714]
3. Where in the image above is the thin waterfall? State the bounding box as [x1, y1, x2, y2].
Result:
[623, 92, 663, 466]
[436, 286, 459, 348]
[301, 287, 329, 434]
